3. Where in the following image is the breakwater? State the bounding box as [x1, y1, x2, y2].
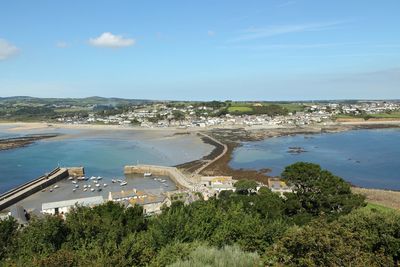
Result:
[124, 165, 194, 189]
[0, 167, 84, 211]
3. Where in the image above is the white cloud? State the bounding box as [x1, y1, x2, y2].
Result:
[0, 39, 19, 60]
[56, 41, 68, 48]
[229, 21, 347, 43]
[89, 32, 135, 48]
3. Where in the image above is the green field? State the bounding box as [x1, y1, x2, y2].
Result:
[369, 112, 400, 118]
[227, 106, 253, 113]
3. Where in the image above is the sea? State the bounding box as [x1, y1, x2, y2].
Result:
[0, 126, 212, 194]
[230, 128, 400, 190]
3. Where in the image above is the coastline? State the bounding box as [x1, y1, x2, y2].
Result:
[193, 121, 400, 184]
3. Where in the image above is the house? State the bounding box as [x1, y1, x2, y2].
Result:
[42, 196, 104, 215]
[200, 176, 236, 193]
[267, 178, 293, 196]
[108, 189, 169, 215]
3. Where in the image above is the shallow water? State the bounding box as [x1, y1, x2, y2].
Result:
[230, 128, 400, 190]
[0, 128, 212, 194]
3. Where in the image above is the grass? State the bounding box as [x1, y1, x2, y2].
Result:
[369, 112, 400, 118]
[352, 187, 400, 211]
[363, 203, 398, 213]
[227, 106, 253, 113]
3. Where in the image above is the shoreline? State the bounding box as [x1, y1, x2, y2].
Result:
[0, 134, 60, 151]
[193, 122, 400, 185]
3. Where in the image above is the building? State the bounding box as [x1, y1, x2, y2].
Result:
[200, 176, 236, 193]
[267, 178, 293, 196]
[42, 196, 104, 215]
[108, 189, 169, 215]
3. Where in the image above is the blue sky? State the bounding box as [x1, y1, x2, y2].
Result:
[0, 0, 399, 100]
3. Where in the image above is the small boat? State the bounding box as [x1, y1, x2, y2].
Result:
[41, 189, 46, 192]
[75, 184, 79, 188]
[90, 176, 97, 180]
[72, 188, 76, 192]
[49, 189, 53, 192]
[54, 185, 59, 189]
[91, 188, 95, 192]
[83, 185, 87, 188]
[103, 183, 107, 187]
[144, 172, 152, 177]
[97, 188, 102, 192]
[95, 184, 100, 187]
[97, 176, 102, 180]
[111, 179, 117, 183]
[160, 179, 166, 183]
[120, 181, 127, 186]
[72, 181, 77, 184]
[117, 179, 122, 183]
[88, 185, 91, 188]
[83, 188, 88, 192]
[68, 177, 74, 180]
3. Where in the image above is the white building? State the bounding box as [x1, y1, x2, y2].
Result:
[42, 196, 104, 215]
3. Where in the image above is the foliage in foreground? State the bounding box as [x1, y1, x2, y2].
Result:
[169, 245, 263, 267]
[0, 162, 398, 266]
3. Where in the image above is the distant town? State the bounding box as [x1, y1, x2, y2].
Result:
[1, 97, 400, 128]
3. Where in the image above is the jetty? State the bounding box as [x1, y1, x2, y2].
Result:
[0, 167, 84, 211]
[124, 165, 195, 189]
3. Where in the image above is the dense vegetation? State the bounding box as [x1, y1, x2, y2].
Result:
[1, 163, 399, 266]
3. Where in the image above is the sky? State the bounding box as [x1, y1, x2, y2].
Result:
[0, 0, 400, 101]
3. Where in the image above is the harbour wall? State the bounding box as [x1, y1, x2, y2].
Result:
[0, 167, 85, 211]
[124, 165, 193, 189]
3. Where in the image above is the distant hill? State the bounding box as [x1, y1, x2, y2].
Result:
[0, 96, 154, 106]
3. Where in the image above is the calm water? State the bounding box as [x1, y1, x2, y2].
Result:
[230, 128, 400, 190]
[0, 128, 212, 194]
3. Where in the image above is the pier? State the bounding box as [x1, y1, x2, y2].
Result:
[124, 165, 195, 189]
[0, 167, 84, 211]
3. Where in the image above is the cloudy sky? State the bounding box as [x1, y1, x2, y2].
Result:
[0, 0, 399, 100]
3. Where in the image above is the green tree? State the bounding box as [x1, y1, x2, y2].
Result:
[234, 179, 258, 195]
[0, 217, 18, 260]
[282, 162, 365, 218]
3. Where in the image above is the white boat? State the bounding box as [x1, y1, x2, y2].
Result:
[75, 184, 79, 188]
[49, 189, 53, 192]
[77, 176, 86, 181]
[103, 183, 107, 187]
[111, 179, 117, 183]
[95, 184, 100, 187]
[120, 181, 127, 186]
[144, 172, 152, 177]
[91, 188, 95, 192]
[68, 177, 74, 180]
[90, 176, 97, 180]
[73, 188, 76, 192]
[97, 176, 102, 180]
[83, 188, 87, 192]
[117, 179, 122, 183]
[72, 181, 77, 184]
[160, 179, 166, 183]
[83, 185, 87, 188]
[88, 185, 91, 188]
[54, 185, 59, 189]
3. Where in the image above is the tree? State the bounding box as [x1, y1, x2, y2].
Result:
[0, 217, 18, 260]
[281, 162, 365, 218]
[234, 179, 258, 195]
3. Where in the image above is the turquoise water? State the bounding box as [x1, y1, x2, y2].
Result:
[0, 128, 211, 194]
[230, 128, 400, 190]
